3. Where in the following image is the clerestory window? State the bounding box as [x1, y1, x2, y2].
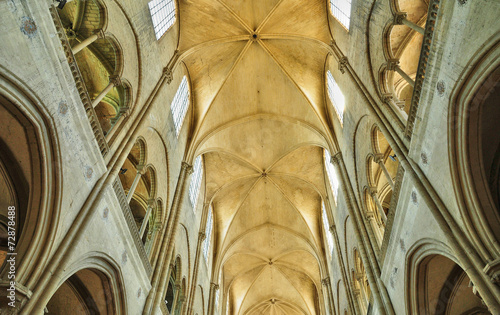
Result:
[324, 149, 339, 201]
[329, 0, 352, 30]
[170, 76, 189, 136]
[322, 202, 334, 255]
[203, 205, 213, 263]
[148, 0, 176, 40]
[189, 155, 203, 209]
[327, 70, 345, 124]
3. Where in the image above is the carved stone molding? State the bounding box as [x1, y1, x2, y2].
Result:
[483, 258, 500, 284]
[338, 56, 348, 74]
[386, 59, 400, 71]
[393, 12, 408, 25]
[163, 67, 173, 84]
[49, 5, 109, 156]
[405, 0, 441, 140]
[181, 161, 194, 174]
[322, 277, 331, 286]
[199, 231, 206, 241]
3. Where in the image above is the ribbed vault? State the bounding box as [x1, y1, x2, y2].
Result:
[176, 0, 338, 313]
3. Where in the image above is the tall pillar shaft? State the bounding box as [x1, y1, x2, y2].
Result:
[394, 13, 425, 35]
[72, 29, 105, 54]
[387, 60, 415, 87]
[207, 283, 219, 315]
[370, 190, 387, 224]
[144, 162, 193, 314]
[375, 155, 395, 189]
[187, 203, 211, 315]
[126, 167, 143, 203]
[92, 76, 121, 108]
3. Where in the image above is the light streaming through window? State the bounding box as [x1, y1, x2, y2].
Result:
[324, 149, 339, 201]
[322, 202, 334, 255]
[327, 70, 345, 124]
[215, 288, 220, 309]
[170, 76, 189, 136]
[203, 205, 213, 262]
[189, 156, 203, 209]
[148, 0, 176, 40]
[330, 0, 352, 30]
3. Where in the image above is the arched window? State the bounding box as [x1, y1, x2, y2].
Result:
[327, 70, 345, 124]
[324, 149, 339, 201]
[203, 205, 213, 262]
[148, 0, 177, 40]
[329, 0, 352, 30]
[322, 202, 334, 255]
[189, 155, 203, 209]
[170, 76, 190, 136]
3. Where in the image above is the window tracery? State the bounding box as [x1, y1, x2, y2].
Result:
[329, 0, 352, 30]
[203, 205, 213, 262]
[324, 149, 340, 201]
[189, 156, 203, 209]
[327, 70, 345, 124]
[148, 0, 176, 40]
[170, 76, 190, 136]
[322, 202, 334, 255]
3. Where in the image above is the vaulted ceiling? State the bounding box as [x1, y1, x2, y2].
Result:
[177, 0, 338, 313]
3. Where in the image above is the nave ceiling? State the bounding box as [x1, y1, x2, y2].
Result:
[175, 0, 339, 313]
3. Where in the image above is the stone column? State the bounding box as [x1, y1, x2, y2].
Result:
[139, 199, 155, 238]
[394, 12, 425, 35]
[387, 59, 415, 87]
[369, 188, 387, 224]
[106, 106, 130, 141]
[329, 223, 358, 315]
[322, 277, 337, 315]
[92, 75, 121, 108]
[179, 293, 187, 315]
[374, 154, 394, 189]
[366, 211, 383, 245]
[72, 29, 105, 54]
[145, 162, 193, 315]
[331, 152, 395, 315]
[170, 283, 182, 314]
[207, 283, 219, 315]
[126, 165, 144, 203]
[187, 203, 211, 315]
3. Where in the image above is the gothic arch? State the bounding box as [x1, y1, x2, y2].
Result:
[449, 35, 500, 262]
[45, 253, 126, 314]
[0, 71, 61, 288]
[405, 240, 489, 315]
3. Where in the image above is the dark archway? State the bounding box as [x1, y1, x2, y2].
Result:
[46, 268, 116, 314]
[415, 255, 490, 314]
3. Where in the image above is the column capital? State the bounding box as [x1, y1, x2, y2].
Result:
[210, 282, 219, 290]
[109, 75, 121, 87]
[322, 277, 331, 286]
[373, 153, 384, 164]
[199, 231, 206, 241]
[393, 12, 408, 25]
[330, 151, 342, 165]
[96, 29, 106, 39]
[386, 59, 400, 71]
[338, 56, 348, 74]
[381, 93, 393, 104]
[181, 161, 193, 174]
[368, 186, 378, 197]
[163, 67, 173, 84]
[329, 39, 336, 51]
[329, 224, 336, 233]
[135, 164, 145, 173]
